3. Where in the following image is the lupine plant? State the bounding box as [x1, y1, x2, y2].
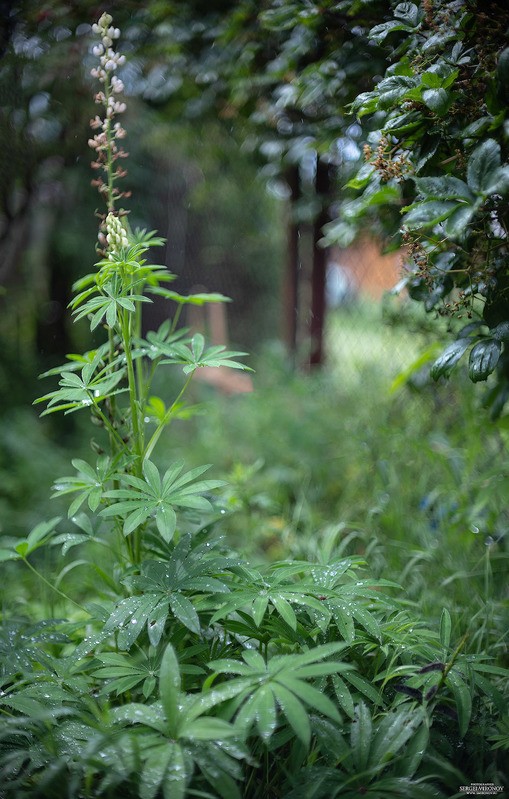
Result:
[0, 15, 507, 799]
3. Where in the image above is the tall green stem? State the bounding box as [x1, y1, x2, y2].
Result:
[120, 309, 143, 467]
[144, 372, 194, 462]
[22, 557, 89, 615]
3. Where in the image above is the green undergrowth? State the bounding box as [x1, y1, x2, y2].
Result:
[168, 345, 509, 632]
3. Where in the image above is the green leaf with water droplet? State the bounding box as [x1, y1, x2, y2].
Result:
[272, 682, 311, 747]
[351, 702, 372, 771]
[447, 669, 472, 737]
[252, 593, 269, 626]
[469, 338, 501, 382]
[369, 707, 425, 768]
[439, 608, 451, 649]
[159, 643, 182, 737]
[170, 593, 200, 634]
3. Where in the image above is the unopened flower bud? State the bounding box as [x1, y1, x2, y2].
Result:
[98, 12, 113, 27]
[105, 212, 129, 255]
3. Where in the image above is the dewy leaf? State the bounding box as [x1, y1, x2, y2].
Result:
[393, 2, 421, 26]
[414, 176, 473, 202]
[402, 200, 460, 230]
[351, 702, 372, 772]
[422, 87, 450, 114]
[159, 643, 181, 737]
[332, 674, 355, 719]
[169, 593, 201, 634]
[439, 608, 452, 649]
[191, 333, 205, 361]
[369, 707, 425, 769]
[443, 204, 477, 238]
[492, 321, 509, 341]
[155, 504, 177, 543]
[447, 669, 472, 737]
[468, 339, 502, 383]
[431, 338, 472, 380]
[143, 459, 162, 494]
[466, 139, 501, 194]
[272, 683, 311, 748]
[368, 20, 414, 44]
[253, 686, 278, 741]
[396, 722, 429, 778]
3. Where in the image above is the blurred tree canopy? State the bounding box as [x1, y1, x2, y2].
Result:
[2, 1, 509, 409]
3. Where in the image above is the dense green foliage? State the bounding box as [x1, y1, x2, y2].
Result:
[156, 0, 509, 408]
[339, 1, 509, 414]
[1, 5, 508, 798]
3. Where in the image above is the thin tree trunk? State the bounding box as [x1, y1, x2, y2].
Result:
[309, 159, 330, 367]
[283, 165, 300, 362]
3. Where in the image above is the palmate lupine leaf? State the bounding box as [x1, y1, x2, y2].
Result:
[103, 536, 232, 647]
[92, 651, 160, 698]
[34, 358, 127, 416]
[285, 767, 444, 799]
[103, 591, 202, 649]
[135, 321, 191, 361]
[207, 642, 353, 747]
[0, 517, 62, 561]
[210, 559, 397, 642]
[100, 459, 225, 541]
[51, 454, 119, 517]
[72, 282, 152, 331]
[147, 288, 231, 306]
[38, 342, 112, 379]
[112, 644, 244, 799]
[160, 333, 252, 374]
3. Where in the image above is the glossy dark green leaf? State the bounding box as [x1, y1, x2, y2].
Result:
[273, 683, 311, 748]
[468, 339, 502, 382]
[443, 204, 477, 238]
[169, 593, 201, 634]
[431, 338, 471, 380]
[439, 608, 451, 649]
[159, 643, 181, 736]
[492, 321, 509, 341]
[446, 670, 472, 737]
[422, 87, 450, 114]
[369, 707, 425, 768]
[467, 139, 501, 194]
[402, 200, 459, 230]
[414, 176, 473, 201]
[368, 20, 414, 44]
[376, 76, 416, 108]
[351, 702, 372, 771]
[393, 2, 422, 26]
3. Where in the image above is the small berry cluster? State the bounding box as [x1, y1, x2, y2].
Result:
[88, 13, 130, 252]
[401, 229, 431, 283]
[372, 137, 411, 183]
[363, 138, 410, 183]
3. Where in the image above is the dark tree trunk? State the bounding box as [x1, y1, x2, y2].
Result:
[283, 165, 300, 361]
[309, 158, 330, 367]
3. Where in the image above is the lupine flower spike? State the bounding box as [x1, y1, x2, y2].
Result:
[88, 13, 130, 255]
